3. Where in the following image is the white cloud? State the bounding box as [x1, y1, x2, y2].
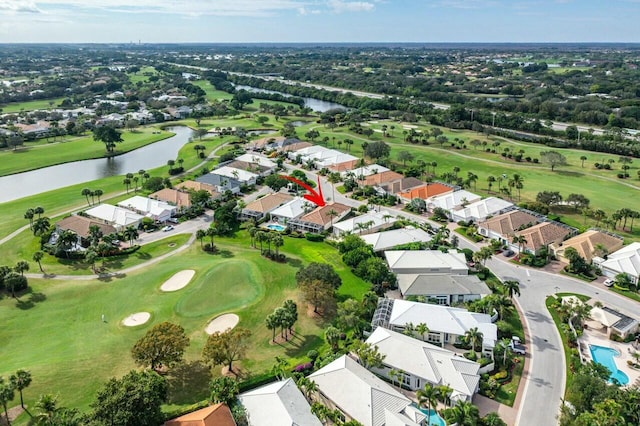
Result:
[328, 0, 375, 13]
[0, 0, 309, 17]
[0, 1, 42, 13]
[438, 0, 499, 9]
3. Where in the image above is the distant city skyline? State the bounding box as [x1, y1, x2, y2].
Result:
[1, 0, 639, 43]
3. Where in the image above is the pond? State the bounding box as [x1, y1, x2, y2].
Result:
[0, 126, 194, 203]
[234, 84, 345, 112]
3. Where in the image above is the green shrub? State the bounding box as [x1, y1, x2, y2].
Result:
[305, 233, 325, 242]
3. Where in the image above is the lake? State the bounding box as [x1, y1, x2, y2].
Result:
[235, 85, 345, 112]
[0, 126, 194, 204]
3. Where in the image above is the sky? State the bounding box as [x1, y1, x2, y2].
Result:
[0, 0, 639, 43]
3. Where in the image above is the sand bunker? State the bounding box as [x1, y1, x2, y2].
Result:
[205, 313, 239, 335]
[122, 312, 151, 327]
[160, 270, 195, 292]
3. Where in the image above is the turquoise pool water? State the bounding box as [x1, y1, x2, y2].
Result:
[417, 408, 446, 426]
[266, 224, 286, 231]
[589, 345, 630, 385]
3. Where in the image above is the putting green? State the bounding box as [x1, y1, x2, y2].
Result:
[174, 260, 263, 318]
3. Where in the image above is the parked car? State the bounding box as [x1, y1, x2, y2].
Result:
[509, 336, 526, 355]
[503, 249, 515, 257]
[167, 217, 179, 224]
[162, 225, 174, 232]
[603, 278, 615, 287]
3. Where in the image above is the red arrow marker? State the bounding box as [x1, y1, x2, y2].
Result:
[280, 175, 326, 207]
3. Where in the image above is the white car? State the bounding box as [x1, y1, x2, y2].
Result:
[162, 225, 174, 232]
[603, 279, 615, 287]
[509, 336, 526, 355]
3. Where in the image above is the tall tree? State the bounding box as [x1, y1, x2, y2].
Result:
[91, 370, 167, 426]
[540, 150, 567, 171]
[9, 370, 31, 409]
[0, 377, 15, 426]
[299, 279, 336, 315]
[33, 251, 45, 273]
[202, 327, 252, 373]
[131, 322, 189, 371]
[92, 126, 123, 154]
[295, 262, 342, 289]
[417, 385, 439, 424]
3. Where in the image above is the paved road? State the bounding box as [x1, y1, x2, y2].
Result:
[486, 257, 640, 426]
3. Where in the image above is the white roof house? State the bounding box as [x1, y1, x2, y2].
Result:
[397, 274, 491, 304]
[333, 211, 397, 236]
[365, 328, 481, 402]
[340, 164, 390, 179]
[211, 166, 259, 184]
[291, 146, 359, 168]
[85, 204, 144, 231]
[309, 355, 426, 426]
[384, 250, 468, 275]
[451, 197, 514, 223]
[361, 227, 432, 252]
[372, 299, 497, 356]
[239, 378, 321, 426]
[117, 196, 176, 222]
[270, 198, 315, 223]
[428, 190, 482, 211]
[234, 153, 277, 169]
[596, 242, 640, 284]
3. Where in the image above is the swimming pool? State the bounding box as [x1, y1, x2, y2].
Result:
[266, 223, 286, 232]
[417, 408, 446, 426]
[589, 345, 630, 385]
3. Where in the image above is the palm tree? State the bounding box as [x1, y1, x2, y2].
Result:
[34, 206, 44, 219]
[464, 327, 484, 358]
[502, 280, 521, 299]
[388, 368, 401, 388]
[85, 249, 99, 274]
[33, 251, 45, 273]
[206, 226, 218, 247]
[196, 229, 206, 249]
[34, 393, 58, 424]
[56, 230, 77, 258]
[123, 226, 139, 246]
[415, 323, 430, 341]
[271, 233, 284, 257]
[265, 314, 278, 342]
[81, 188, 92, 205]
[593, 209, 606, 227]
[24, 208, 35, 230]
[416, 385, 439, 425]
[437, 384, 453, 407]
[444, 400, 480, 426]
[487, 175, 495, 193]
[326, 208, 338, 228]
[512, 234, 528, 254]
[94, 189, 103, 204]
[466, 172, 478, 191]
[511, 173, 524, 200]
[33, 217, 51, 236]
[14, 260, 29, 276]
[9, 370, 31, 409]
[123, 177, 131, 193]
[0, 378, 15, 426]
[88, 225, 103, 247]
[496, 338, 513, 367]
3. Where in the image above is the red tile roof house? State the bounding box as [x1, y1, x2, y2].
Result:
[513, 222, 575, 255]
[396, 183, 453, 204]
[164, 403, 236, 426]
[288, 203, 352, 234]
[477, 209, 542, 243]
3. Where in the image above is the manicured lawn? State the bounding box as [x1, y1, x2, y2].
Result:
[610, 286, 640, 303]
[545, 292, 590, 396]
[0, 227, 191, 275]
[192, 80, 234, 102]
[0, 230, 369, 421]
[0, 97, 66, 113]
[0, 131, 226, 241]
[303, 120, 640, 224]
[0, 127, 174, 177]
[495, 355, 525, 406]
